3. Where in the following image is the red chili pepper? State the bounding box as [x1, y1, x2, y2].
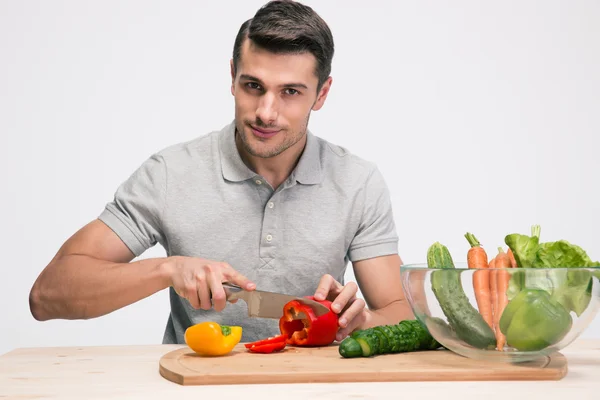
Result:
[279, 296, 339, 346]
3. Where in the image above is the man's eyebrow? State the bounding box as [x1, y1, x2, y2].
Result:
[239, 74, 308, 90]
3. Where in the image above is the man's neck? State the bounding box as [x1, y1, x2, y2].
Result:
[235, 132, 307, 190]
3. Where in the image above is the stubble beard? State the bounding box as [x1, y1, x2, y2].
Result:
[236, 114, 311, 159]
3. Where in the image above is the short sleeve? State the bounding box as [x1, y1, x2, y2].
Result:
[347, 166, 399, 262]
[98, 154, 167, 257]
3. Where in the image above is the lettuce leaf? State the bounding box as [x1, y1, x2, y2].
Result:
[504, 225, 541, 268]
[535, 240, 600, 268]
[552, 270, 593, 316]
[504, 225, 600, 317]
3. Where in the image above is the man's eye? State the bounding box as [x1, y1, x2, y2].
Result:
[246, 82, 262, 90]
[284, 88, 299, 96]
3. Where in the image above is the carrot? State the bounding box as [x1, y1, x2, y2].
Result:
[489, 256, 497, 332]
[465, 233, 489, 269]
[507, 248, 517, 268]
[494, 247, 511, 351]
[464, 233, 493, 330]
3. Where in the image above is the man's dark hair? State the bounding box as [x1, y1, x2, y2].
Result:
[232, 0, 334, 91]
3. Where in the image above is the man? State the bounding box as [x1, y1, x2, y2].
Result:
[29, 0, 413, 344]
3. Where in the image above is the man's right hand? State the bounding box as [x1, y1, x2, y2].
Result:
[165, 256, 255, 312]
[29, 219, 255, 321]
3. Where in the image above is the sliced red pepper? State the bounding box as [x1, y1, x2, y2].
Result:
[244, 334, 287, 349]
[247, 340, 286, 353]
[279, 296, 339, 347]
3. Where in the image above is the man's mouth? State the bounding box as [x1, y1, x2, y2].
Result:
[250, 125, 281, 139]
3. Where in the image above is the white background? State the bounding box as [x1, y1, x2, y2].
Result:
[1, 0, 599, 356]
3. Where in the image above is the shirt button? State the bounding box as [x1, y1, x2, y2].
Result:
[267, 201, 274, 209]
[266, 234, 273, 242]
[255, 179, 262, 185]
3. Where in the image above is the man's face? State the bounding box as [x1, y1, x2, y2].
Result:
[230, 39, 331, 159]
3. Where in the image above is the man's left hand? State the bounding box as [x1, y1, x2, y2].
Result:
[313, 274, 367, 341]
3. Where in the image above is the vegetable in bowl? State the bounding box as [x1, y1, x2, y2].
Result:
[505, 224, 600, 318]
[400, 225, 600, 361]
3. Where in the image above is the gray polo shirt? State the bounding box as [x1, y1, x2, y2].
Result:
[98, 120, 399, 344]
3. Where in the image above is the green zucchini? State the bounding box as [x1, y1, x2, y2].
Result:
[339, 320, 441, 358]
[427, 242, 496, 349]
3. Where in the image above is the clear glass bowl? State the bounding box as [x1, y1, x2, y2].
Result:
[400, 263, 600, 362]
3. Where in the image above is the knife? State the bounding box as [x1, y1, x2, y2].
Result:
[222, 282, 330, 320]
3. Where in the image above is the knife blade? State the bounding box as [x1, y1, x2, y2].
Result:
[223, 282, 330, 320]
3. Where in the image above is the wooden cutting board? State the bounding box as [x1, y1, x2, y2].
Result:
[158, 344, 568, 385]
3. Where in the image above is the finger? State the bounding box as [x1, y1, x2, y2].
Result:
[207, 265, 227, 312]
[330, 282, 358, 314]
[184, 284, 201, 309]
[313, 274, 340, 301]
[221, 262, 255, 291]
[336, 307, 367, 342]
[338, 297, 366, 329]
[196, 269, 212, 311]
[313, 274, 333, 301]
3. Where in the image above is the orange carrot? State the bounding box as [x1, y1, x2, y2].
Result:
[494, 247, 511, 351]
[464, 233, 493, 330]
[507, 248, 517, 268]
[489, 256, 497, 332]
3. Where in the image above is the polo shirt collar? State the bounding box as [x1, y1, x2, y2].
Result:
[219, 122, 256, 182]
[290, 129, 322, 185]
[219, 120, 323, 185]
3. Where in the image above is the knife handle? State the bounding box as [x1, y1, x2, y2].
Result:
[222, 282, 245, 302]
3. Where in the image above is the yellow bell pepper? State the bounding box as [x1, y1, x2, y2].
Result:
[184, 321, 242, 356]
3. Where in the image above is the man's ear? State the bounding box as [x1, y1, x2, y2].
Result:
[312, 76, 333, 111]
[230, 59, 235, 96]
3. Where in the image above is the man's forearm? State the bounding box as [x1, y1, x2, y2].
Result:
[363, 299, 415, 329]
[29, 254, 172, 321]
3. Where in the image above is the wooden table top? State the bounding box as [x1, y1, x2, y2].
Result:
[1, 338, 598, 399]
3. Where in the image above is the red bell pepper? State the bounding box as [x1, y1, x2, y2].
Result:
[244, 334, 287, 349]
[247, 340, 286, 353]
[279, 296, 339, 346]
[245, 334, 287, 353]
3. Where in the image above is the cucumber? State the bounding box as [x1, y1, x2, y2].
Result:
[427, 242, 496, 349]
[427, 241, 455, 269]
[351, 330, 379, 356]
[338, 336, 362, 358]
[339, 320, 441, 358]
[371, 327, 389, 352]
[375, 325, 397, 352]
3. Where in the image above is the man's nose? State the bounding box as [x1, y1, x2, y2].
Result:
[255, 93, 278, 125]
